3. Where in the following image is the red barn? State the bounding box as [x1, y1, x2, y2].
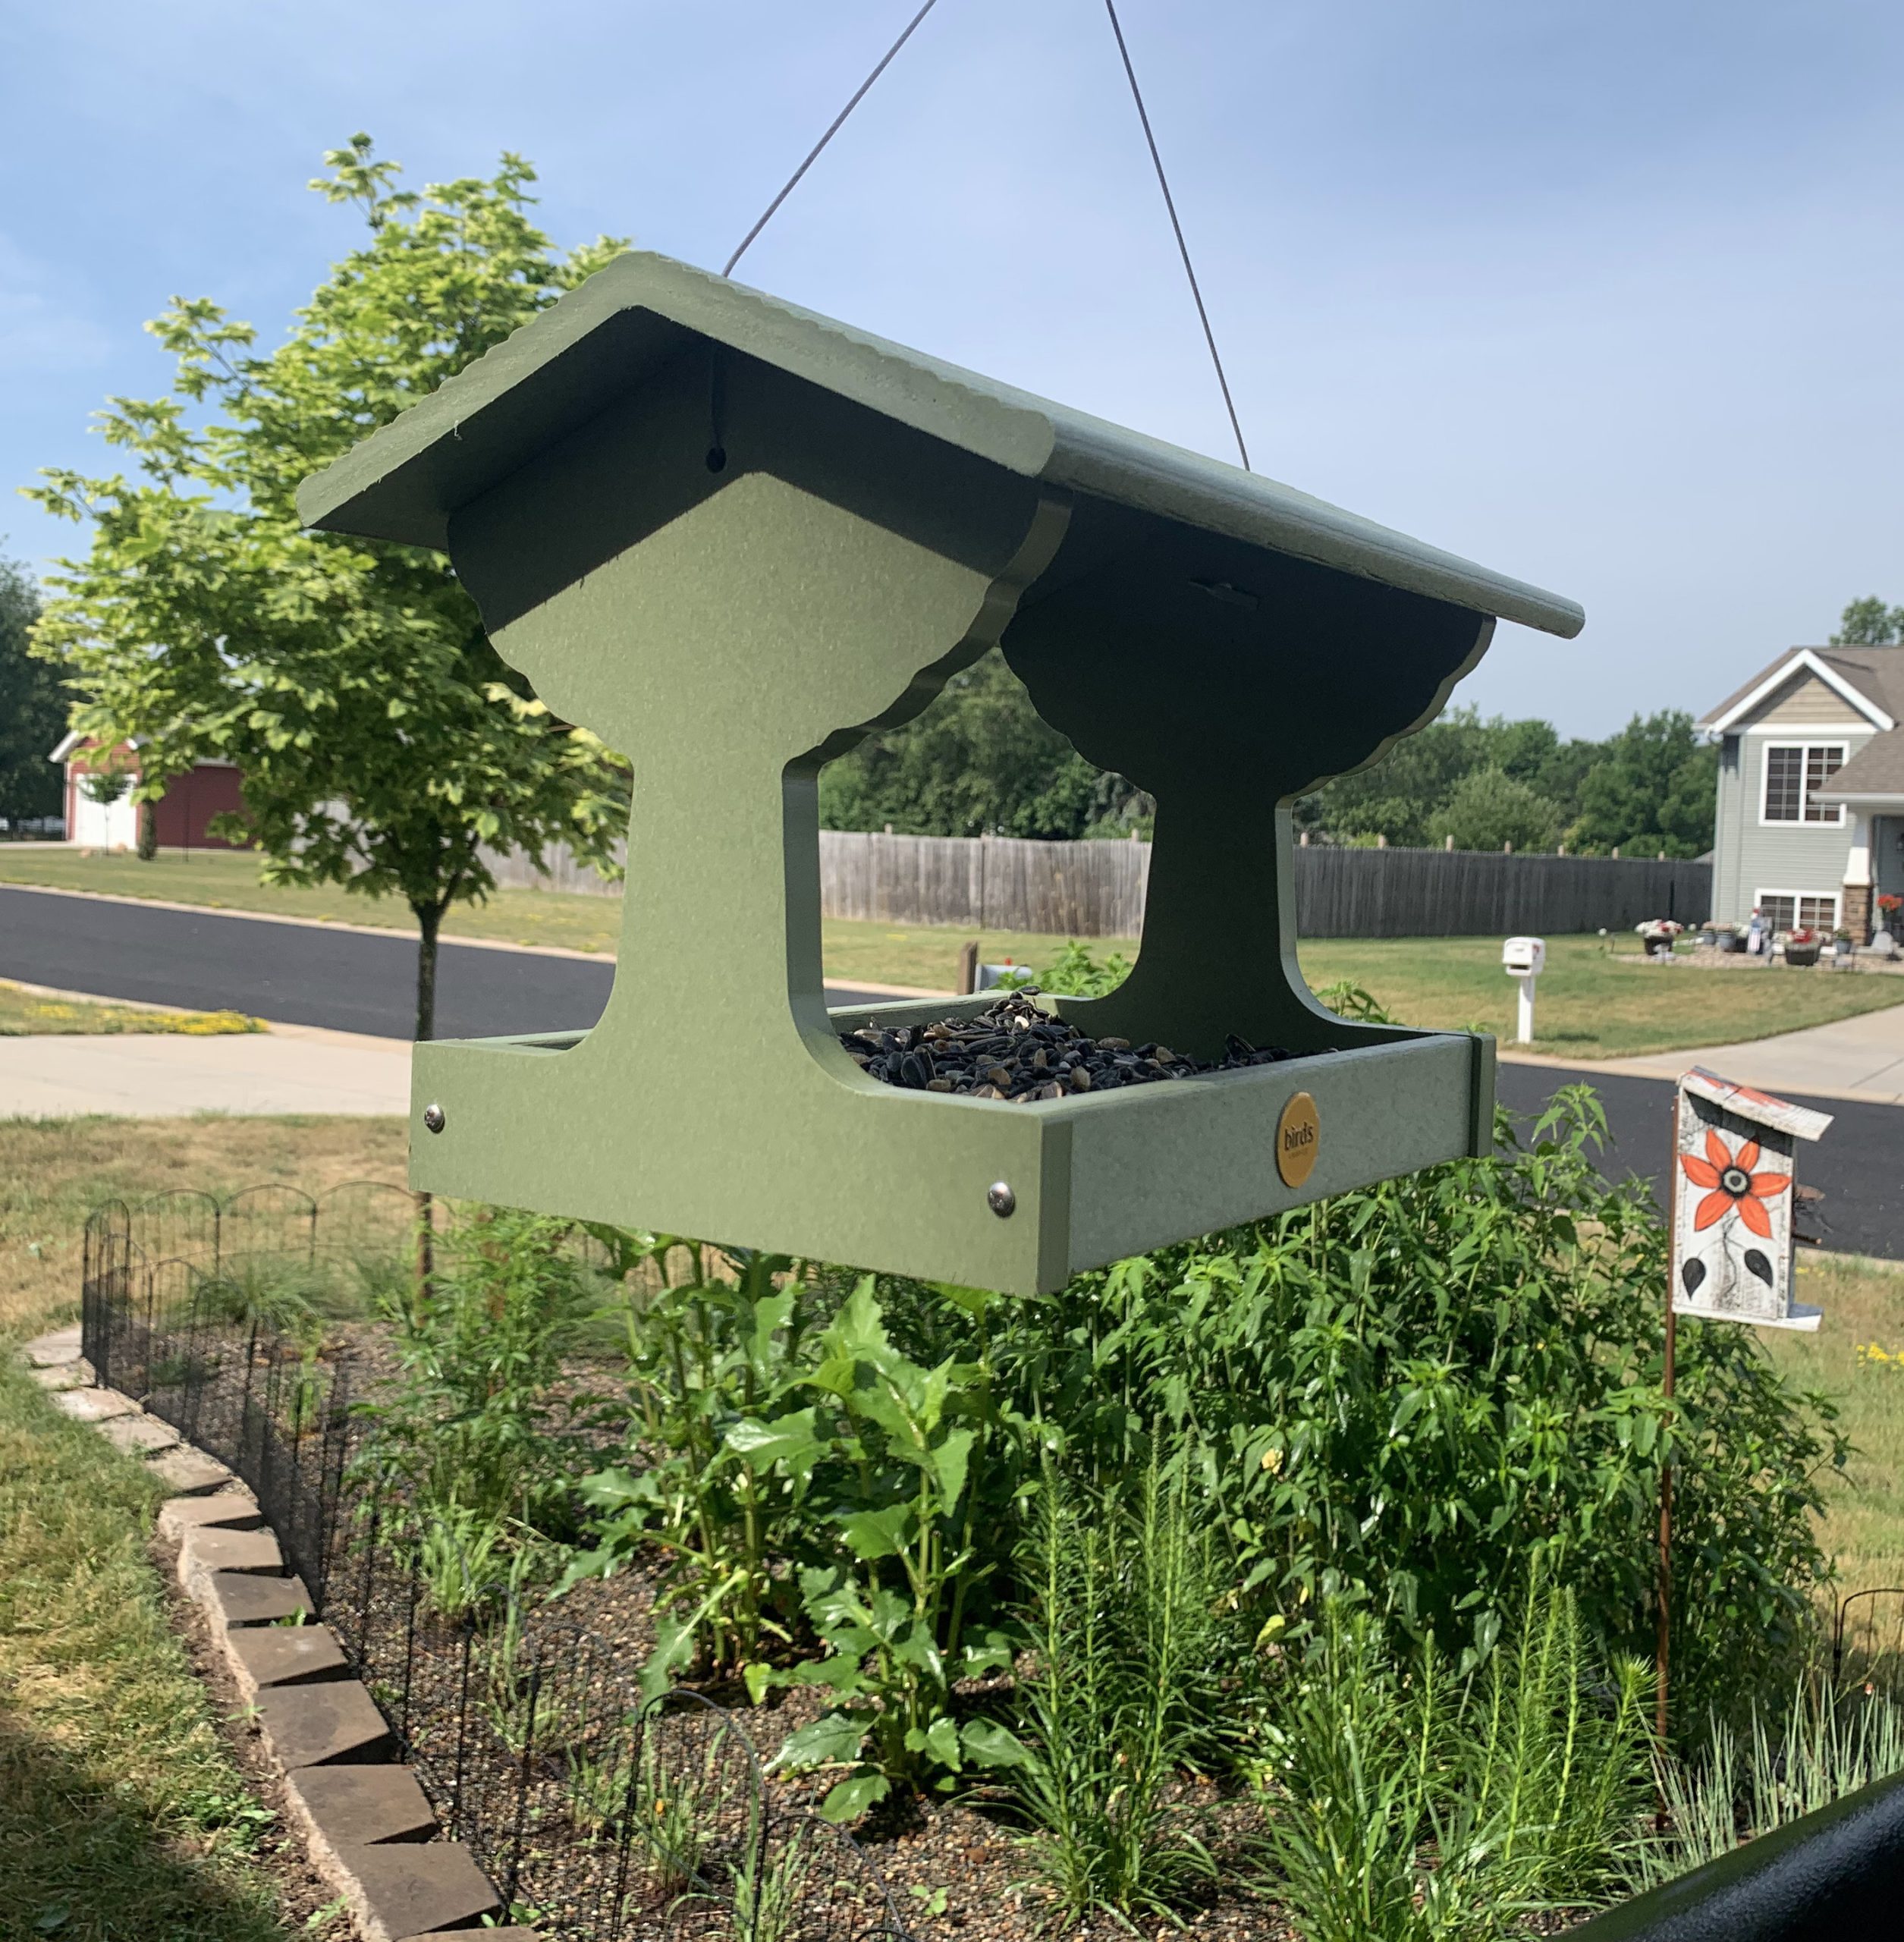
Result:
[52, 734, 247, 851]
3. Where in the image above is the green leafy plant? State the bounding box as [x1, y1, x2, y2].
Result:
[1032, 939, 1136, 998]
[359, 1205, 600, 1551]
[559, 1243, 815, 1687]
[1013, 1451, 1226, 1924]
[1313, 979, 1391, 1024]
[756, 1278, 1031, 1820]
[979, 1088, 1845, 1732]
[1258, 1579, 1653, 1941]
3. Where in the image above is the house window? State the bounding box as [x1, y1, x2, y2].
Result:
[1756, 891, 1840, 933]
[1761, 743, 1846, 824]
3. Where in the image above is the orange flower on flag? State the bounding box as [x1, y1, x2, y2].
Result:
[1680, 1127, 1791, 1239]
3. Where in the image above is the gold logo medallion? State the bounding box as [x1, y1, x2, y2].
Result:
[1275, 1091, 1321, 1188]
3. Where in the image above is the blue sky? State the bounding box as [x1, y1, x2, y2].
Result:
[4, 0, 1900, 736]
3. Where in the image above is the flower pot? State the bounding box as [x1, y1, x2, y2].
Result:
[1714, 932, 1743, 954]
[1786, 944, 1821, 967]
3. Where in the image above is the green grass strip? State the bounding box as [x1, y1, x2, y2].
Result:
[0, 1359, 291, 1941]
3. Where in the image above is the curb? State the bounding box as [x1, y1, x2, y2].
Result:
[18, 1325, 541, 1942]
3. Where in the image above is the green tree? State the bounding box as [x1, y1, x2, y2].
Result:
[0, 554, 65, 826]
[818, 648, 1142, 839]
[1570, 711, 1717, 859]
[1830, 597, 1904, 646]
[1299, 710, 1497, 846]
[1435, 765, 1563, 852]
[27, 137, 631, 1038]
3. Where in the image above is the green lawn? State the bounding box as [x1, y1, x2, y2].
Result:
[1763, 1254, 1904, 1607]
[1296, 934, 1904, 1060]
[0, 980, 262, 1038]
[7, 847, 1902, 1059]
[0, 1117, 410, 1939]
[0, 1363, 303, 1941]
[0, 847, 628, 952]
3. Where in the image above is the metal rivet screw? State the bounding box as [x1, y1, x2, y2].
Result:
[987, 1180, 1016, 1218]
[423, 1103, 446, 1134]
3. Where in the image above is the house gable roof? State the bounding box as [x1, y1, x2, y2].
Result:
[296, 250, 1583, 641]
[1701, 646, 1899, 734]
[1814, 731, 1904, 803]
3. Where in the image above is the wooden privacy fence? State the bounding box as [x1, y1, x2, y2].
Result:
[482, 834, 1713, 940]
[1294, 846, 1711, 940]
[817, 833, 1712, 938]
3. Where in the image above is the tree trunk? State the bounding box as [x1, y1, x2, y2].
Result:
[413, 901, 441, 1043]
[137, 800, 159, 862]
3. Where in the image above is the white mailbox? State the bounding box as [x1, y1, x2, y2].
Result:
[1502, 935, 1545, 1043]
[1503, 936, 1546, 977]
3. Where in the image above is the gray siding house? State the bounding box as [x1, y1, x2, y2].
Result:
[1701, 646, 1904, 939]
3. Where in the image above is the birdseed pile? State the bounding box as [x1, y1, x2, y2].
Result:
[840, 989, 1301, 1102]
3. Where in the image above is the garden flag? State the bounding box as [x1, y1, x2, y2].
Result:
[1670, 1067, 1830, 1331]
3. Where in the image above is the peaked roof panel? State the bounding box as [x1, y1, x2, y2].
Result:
[297, 251, 1583, 640]
[1699, 646, 1898, 734]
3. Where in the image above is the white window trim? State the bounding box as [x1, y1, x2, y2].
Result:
[1758, 740, 1849, 828]
[1753, 888, 1842, 932]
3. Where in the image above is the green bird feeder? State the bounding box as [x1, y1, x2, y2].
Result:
[297, 250, 1583, 1294]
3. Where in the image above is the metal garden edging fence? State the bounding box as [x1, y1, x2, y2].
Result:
[483, 832, 1711, 940]
[80, 1192, 912, 1942]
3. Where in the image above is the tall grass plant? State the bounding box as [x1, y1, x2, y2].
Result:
[1629, 1676, 1904, 1889]
[1013, 1452, 1226, 1925]
[1259, 1579, 1653, 1942]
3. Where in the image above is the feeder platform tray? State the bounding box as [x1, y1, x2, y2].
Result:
[299, 250, 1582, 1294]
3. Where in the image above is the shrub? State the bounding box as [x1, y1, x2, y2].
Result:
[567, 1267, 1036, 1815]
[1031, 939, 1134, 998]
[969, 1087, 1844, 1733]
[564, 1086, 1844, 1812]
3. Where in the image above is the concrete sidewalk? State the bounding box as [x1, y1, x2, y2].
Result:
[0, 1021, 410, 1117]
[1502, 1001, 1904, 1106]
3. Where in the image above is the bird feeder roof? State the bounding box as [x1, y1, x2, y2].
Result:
[1682, 1066, 1832, 1142]
[298, 250, 1582, 640]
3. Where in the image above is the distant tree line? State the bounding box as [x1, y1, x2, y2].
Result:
[1294, 707, 1718, 859]
[0, 552, 62, 826]
[818, 646, 1719, 858]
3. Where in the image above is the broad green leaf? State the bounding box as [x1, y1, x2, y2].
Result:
[928, 1426, 975, 1513]
[837, 1504, 913, 1561]
[772, 1711, 869, 1774]
[960, 1719, 1032, 1769]
[818, 1771, 891, 1824]
[724, 1409, 818, 1469]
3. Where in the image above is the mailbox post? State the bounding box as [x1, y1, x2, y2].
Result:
[1503, 935, 1545, 1045]
[297, 250, 1584, 1293]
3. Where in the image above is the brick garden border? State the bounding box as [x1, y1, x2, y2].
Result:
[20, 1323, 540, 1942]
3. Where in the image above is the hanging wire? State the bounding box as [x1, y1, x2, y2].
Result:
[724, 0, 943, 278]
[1101, 0, 1252, 471]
